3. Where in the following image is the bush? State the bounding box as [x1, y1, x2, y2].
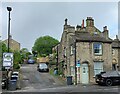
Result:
[13, 63, 20, 69]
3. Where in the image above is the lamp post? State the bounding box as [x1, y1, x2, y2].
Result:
[6, 7, 12, 90]
[7, 7, 12, 52]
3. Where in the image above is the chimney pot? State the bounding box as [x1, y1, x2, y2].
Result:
[103, 26, 107, 31]
[82, 19, 84, 28]
[65, 18, 68, 25]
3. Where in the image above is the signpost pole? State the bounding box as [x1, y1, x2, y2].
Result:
[3, 52, 13, 90]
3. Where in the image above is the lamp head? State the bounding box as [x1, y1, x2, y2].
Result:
[7, 7, 12, 11]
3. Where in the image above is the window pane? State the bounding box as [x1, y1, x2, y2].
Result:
[71, 67, 75, 76]
[94, 62, 103, 76]
[93, 43, 102, 55]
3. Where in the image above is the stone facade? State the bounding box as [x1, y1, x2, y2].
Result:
[112, 36, 120, 70]
[53, 17, 120, 84]
[3, 36, 20, 51]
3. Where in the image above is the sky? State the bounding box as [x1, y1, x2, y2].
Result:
[1, 1, 119, 52]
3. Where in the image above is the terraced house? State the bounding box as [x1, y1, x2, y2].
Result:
[54, 17, 120, 84]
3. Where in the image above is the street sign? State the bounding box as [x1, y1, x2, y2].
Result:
[76, 60, 80, 67]
[3, 52, 13, 67]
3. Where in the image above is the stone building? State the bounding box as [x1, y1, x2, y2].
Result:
[3, 35, 20, 51]
[112, 35, 120, 70]
[54, 17, 120, 84]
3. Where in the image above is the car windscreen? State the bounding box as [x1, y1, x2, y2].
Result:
[102, 71, 119, 77]
[39, 63, 47, 68]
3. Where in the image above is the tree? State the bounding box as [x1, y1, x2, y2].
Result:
[32, 36, 59, 56]
[20, 48, 31, 62]
[13, 50, 21, 69]
[1, 42, 7, 53]
[0, 42, 7, 66]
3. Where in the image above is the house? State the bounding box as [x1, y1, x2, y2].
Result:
[112, 35, 120, 70]
[53, 17, 120, 84]
[3, 35, 20, 51]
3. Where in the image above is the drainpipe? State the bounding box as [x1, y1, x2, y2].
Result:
[74, 37, 77, 85]
[56, 45, 58, 69]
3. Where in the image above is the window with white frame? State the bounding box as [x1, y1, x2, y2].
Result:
[70, 45, 74, 55]
[70, 66, 75, 76]
[94, 62, 103, 76]
[93, 43, 102, 55]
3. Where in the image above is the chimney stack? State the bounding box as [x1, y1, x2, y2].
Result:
[82, 19, 84, 28]
[103, 26, 109, 39]
[86, 17, 94, 27]
[76, 25, 81, 31]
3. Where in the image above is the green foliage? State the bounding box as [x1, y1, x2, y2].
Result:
[1, 42, 7, 52]
[13, 62, 20, 69]
[20, 48, 29, 53]
[0, 42, 8, 65]
[20, 48, 31, 61]
[32, 36, 59, 56]
[13, 50, 22, 65]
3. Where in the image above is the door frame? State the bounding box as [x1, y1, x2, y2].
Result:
[81, 61, 89, 84]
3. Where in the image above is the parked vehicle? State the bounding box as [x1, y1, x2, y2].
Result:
[37, 63, 49, 72]
[95, 71, 120, 86]
[27, 55, 36, 64]
[1, 78, 7, 89]
[28, 58, 35, 64]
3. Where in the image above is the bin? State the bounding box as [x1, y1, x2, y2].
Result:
[54, 70, 58, 75]
[67, 76, 72, 85]
[8, 80, 17, 90]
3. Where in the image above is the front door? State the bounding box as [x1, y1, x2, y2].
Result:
[81, 63, 89, 84]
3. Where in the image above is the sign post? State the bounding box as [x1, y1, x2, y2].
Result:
[76, 60, 80, 67]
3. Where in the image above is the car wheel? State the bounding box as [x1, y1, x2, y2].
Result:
[106, 79, 113, 86]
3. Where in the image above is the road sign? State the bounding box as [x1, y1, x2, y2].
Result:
[76, 60, 80, 67]
[3, 52, 13, 67]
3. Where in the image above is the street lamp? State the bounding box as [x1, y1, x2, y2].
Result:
[7, 7, 12, 52]
[6, 7, 12, 90]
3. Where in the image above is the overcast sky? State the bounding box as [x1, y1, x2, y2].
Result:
[1, 1, 119, 52]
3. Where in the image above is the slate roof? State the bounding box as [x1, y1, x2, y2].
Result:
[75, 31, 112, 43]
[112, 39, 120, 48]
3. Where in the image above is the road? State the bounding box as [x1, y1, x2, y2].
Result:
[2, 64, 120, 94]
[20, 64, 66, 90]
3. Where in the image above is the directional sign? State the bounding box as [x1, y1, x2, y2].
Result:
[3, 52, 13, 67]
[76, 60, 80, 67]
